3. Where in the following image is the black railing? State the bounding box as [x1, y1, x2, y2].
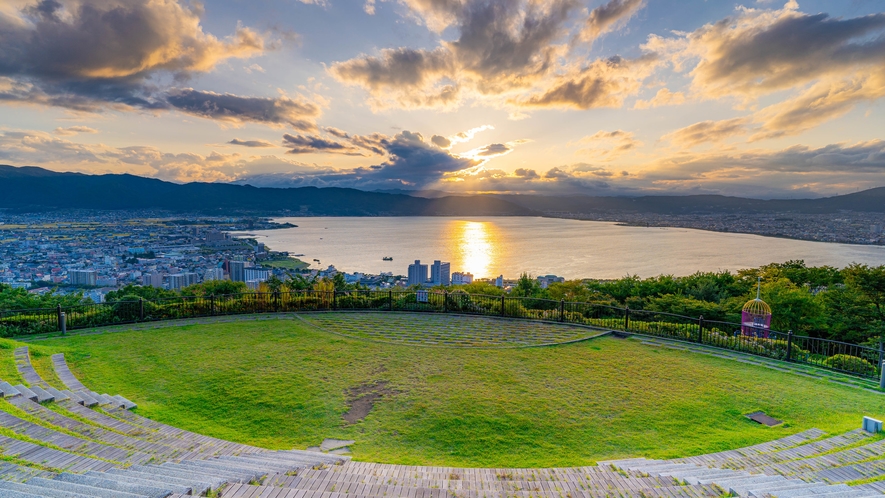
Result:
[0, 290, 879, 380]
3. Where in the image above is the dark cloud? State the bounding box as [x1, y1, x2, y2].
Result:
[581, 0, 646, 42]
[228, 139, 277, 148]
[517, 55, 657, 109]
[0, 0, 313, 128]
[513, 168, 540, 179]
[431, 134, 452, 148]
[166, 90, 319, 130]
[282, 134, 363, 155]
[656, 4, 885, 99]
[330, 0, 650, 108]
[475, 143, 511, 156]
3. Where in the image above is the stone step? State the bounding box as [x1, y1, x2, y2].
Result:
[79, 471, 192, 495]
[54, 472, 176, 498]
[0, 381, 21, 398]
[61, 389, 85, 405]
[75, 391, 100, 407]
[43, 387, 69, 401]
[127, 463, 236, 488]
[166, 460, 267, 482]
[0, 480, 95, 498]
[745, 481, 829, 496]
[12, 385, 37, 402]
[25, 476, 148, 498]
[103, 468, 214, 495]
[113, 394, 138, 410]
[28, 385, 54, 403]
[218, 454, 320, 470]
[770, 484, 854, 497]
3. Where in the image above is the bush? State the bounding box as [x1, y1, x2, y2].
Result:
[824, 354, 877, 376]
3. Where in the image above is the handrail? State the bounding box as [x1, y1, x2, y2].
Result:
[1, 289, 879, 379]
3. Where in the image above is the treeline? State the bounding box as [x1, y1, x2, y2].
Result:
[462, 261, 882, 346]
[2, 261, 883, 345]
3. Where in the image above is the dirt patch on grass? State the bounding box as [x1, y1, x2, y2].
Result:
[343, 380, 397, 424]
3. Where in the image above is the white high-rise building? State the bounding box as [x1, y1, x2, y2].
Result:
[168, 273, 199, 290]
[452, 272, 474, 285]
[407, 260, 428, 286]
[204, 268, 225, 281]
[244, 268, 270, 282]
[142, 272, 163, 288]
[430, 260, 451, 286]
[68, 270, 96, 286]
[495, 275, 504, 288]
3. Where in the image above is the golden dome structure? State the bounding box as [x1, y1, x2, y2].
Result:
[742, 277, 772, 338]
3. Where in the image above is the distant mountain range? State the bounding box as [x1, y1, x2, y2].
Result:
[2, 165, 884, 216]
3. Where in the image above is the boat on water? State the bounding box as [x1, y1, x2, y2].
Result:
[313, 258, 321, 263]
[382, 256, 393, 261]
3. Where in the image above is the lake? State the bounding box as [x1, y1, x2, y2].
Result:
[235, 217, 885, 279]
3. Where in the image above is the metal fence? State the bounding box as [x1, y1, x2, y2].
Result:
[1, 290, 879, 379]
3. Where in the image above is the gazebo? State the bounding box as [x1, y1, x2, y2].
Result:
[742, 278, 772, 338]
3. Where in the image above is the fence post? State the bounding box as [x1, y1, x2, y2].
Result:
[56, 304, 62, 331]
[500, 295, 505, 317]
[624, 306, 630, 331]
[559, 299, 565, 322]
[139, 298, 145, 321]
[333, 290, 338, 311]
[786, 330, 794, 362]
[210, 296, 216, 316]
[697, 315, 704, 343]
[879, 337, 885, 376]
[59, 312, 66, 336]
[444, 290, 448, 313]
[388, 290, 393, 311]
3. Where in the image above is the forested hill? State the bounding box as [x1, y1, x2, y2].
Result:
[496, 188, 885, 215]
[0, 165, 534, 216]
[2, 165, 884, 215]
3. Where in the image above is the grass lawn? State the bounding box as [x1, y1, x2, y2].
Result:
[29, 313, 885, 468]
[262, 258, 309, 270]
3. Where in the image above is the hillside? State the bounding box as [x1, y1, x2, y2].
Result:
[1, 165, 884, 215]
[0, 166, 535, 216]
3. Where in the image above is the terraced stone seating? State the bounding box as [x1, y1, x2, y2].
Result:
[4, 347, 885, 496]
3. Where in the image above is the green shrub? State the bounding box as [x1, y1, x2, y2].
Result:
[824, 354, 877, 376]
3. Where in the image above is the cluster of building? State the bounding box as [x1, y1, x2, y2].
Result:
[406, 260, 475, 287]
[1, 211, 573, 303]
[0, 212, 399, 302]
[544, 211, 885, 245]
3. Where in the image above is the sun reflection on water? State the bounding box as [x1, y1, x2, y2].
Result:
[454, 221, 496, 278]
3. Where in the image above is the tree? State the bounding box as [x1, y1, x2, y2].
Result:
[512, 273, 542, 298]
[104, 284, 176, 302]
[843, 264, 885, 343]
[181, 280, 249, 297]
[758, 279, 824, 335]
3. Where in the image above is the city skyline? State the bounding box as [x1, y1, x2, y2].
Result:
[0, 0, 883, 199]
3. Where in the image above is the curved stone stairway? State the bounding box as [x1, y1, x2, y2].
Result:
[1, 346, 884, 497]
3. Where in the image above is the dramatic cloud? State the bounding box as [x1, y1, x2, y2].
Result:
[0, 0, 319, 128]
[228, 139, 277, 148]
[282, 134, 363, 155]
[516, 54, 658, 110]
[165, 90, 320, 130]
[330, 0, 651, 110]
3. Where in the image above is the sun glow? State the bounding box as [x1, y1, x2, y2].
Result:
[453, 220, 496, 278]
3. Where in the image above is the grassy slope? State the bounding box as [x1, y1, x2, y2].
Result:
[34, 317, 885, 468]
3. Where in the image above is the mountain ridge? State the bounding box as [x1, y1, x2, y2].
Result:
[2, 165, 884, 215]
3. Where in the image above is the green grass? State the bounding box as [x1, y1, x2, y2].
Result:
[32, 314, 885, 468]
[262, 258, 309, 270]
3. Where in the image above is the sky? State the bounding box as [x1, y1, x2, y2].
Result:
[1, 0, 884, 199]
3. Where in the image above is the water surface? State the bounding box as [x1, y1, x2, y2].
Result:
[235, 217, 885, 279]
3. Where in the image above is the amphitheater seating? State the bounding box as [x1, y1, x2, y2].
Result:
[2, 348, 885, 496]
